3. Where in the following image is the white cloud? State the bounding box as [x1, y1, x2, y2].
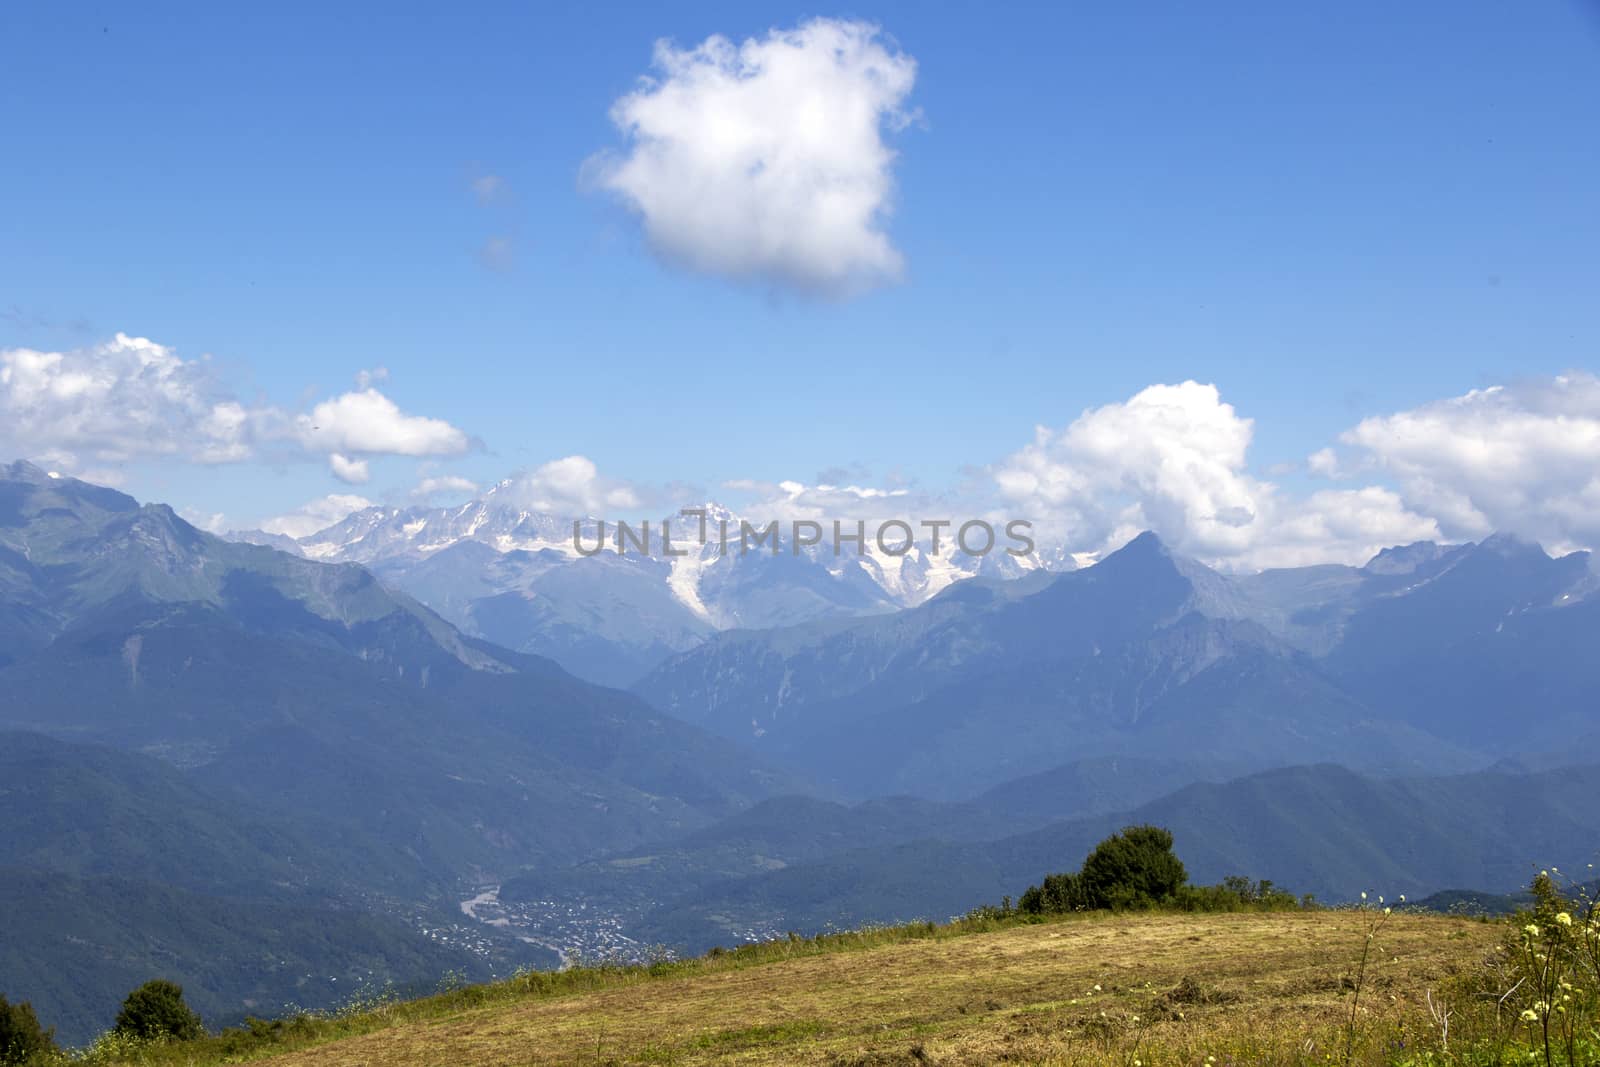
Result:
[1331, 374, 1600, 550]
[258, 493, 375, 539]
[0, 333, 473, 481]
[992, 381, 1441, 570]
[501, 455, 641, 515]
[1306, 447, 1340, 478]
[328, 453, 371, 484]
[1243, 488, 1442, 571]
[293, 388, 470, 459]
[412, 474, 479, 500]
[995, 382, 1268, 560]
[0, 333, 256, 469]
[591, 18, 917, 295]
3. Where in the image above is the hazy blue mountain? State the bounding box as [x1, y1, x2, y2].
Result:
[634, 532, 1496, 796]
[377, 542, 717, 688]
[1, 730, 372, 894]
[632, 762, 1600, 951]
[0, 463, 798, 880]
[1324, 534, 1600, 750]
[969, 755, 1254, 825]
[0, 869, 487, 1046]
[0, 732, 497, 1045]
[0, 463, 831, 1040]
[498, 786, 1060, 921]
[499, 755, 1241, 922]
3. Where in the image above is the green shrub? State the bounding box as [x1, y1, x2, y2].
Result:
[1016, 828, 1307, 917]
[0, 995, 55, 1066]
[1079, 824, 1187, 907]
[1018, 870, 1091, 914]
[1172, 876, 1302, 912]
[1021, 825, 1190, 914]
[112, 979, 204, 1041]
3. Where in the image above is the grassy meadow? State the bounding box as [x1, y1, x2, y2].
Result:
[52, 908, 1545, 1066]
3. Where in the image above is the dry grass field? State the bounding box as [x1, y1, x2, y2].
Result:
[169, 911, 1499, 1067]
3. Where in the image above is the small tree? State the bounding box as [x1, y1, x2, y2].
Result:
[1077, 825, 1187, 909]
[0, 994, 55, 1066]
[1018, 825, 1190, 914]
[1018, 871, 1089, 914]
[113, 979, 204, 1042]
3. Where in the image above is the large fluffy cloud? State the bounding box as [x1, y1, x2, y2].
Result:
[0, 333, 472, 480]
[294, 389, 469, 459]
[499, 455, 642, 515]
[0, 333, 255, 471]
[591, 18, 917, 295]
[1330, 374, 1600, 552]
[995, 383, 1273, 559]
[993, 382, 1441, 569]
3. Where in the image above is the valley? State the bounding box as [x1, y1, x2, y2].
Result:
[4, 461, 1599, 1048]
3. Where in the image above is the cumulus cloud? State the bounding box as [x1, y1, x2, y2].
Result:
[992, 381, 1441, 570]
[293, 389, 470, 458]
[1242, 488, 1441, 572]
[412, 474, 479, 501]
[995, 383, 1268, 559]
[0, 333, 257, 469]
[0, 333, 473, 481]
[591, 18, 917, 295]
[258, 493, 375, 539]
[328, 453, 371, 484]
[1329, 374, 1600, 551]
[500, 455, 642, 515]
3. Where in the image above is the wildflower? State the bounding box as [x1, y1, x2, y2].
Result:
[1525, 923, 1541, 938]
[1399, 894, 1406, 902]
[1093, 983, 1102, 992]
[1521, 1008, 1539, 1022]
[1361, 891, 1368, 901]
[1555, 912, 1573, 927]
[1384, 907, 1392, 915]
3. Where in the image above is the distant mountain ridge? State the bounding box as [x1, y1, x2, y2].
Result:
[625, 761, 1600, 952]
[635, 529, 1598, 796]
[0, 460, 828, 1038]
[230, 484, 1060, 685]
[0, 460, 806, 963]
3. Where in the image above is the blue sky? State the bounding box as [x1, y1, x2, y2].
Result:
[3, 2, 1598, 566]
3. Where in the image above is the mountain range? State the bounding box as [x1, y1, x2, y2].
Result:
[6, 459, 1600, 1042]
[231, 488, 1058, 686]
[611, 761, 1600, 953]
[635, 529, 1600, 797]
[0, 461, 798, 1038]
